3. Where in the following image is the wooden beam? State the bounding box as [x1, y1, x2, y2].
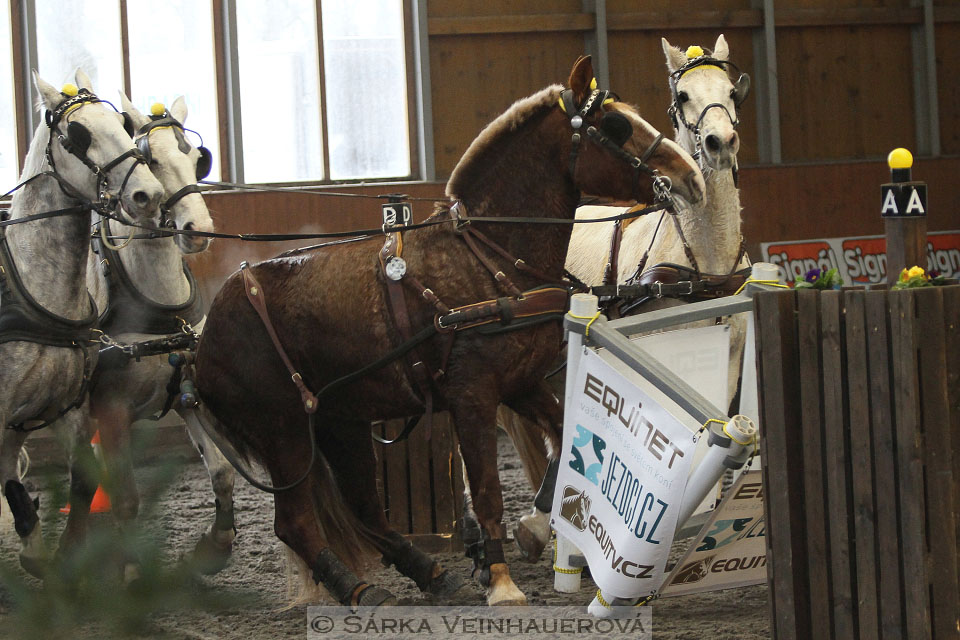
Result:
[775, 7, 922, 28]
[607, 10, 762, 31]
[10, 0, 28, 173]
[429, 13, 594, 36]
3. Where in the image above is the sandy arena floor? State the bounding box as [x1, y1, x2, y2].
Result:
[0, 429, 769, 639]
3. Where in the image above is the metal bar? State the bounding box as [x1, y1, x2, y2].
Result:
[221, 0, 243, 183]
[923, 0, 940, 156]
[567, 314, 728, 425]
[119, 0, 131, 97]
[607, 292, 755, 335]
[17, 0, 37, 155]
[752, 0, 781, 163]
[582, 0, 609, 90]
[411, 0, 435, 182]
[314, 1, 331, 181]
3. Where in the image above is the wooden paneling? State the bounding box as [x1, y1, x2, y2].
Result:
[776, 25, 916, 162]
[607, 28, 758, 164]
[738, 156, 960, 260]
[185, 157, 959, 309]
[428, 0, 583, 18]
[936, 23, 960, 154]
[428, 33, 585, 177]
[756, 287, 960, 639]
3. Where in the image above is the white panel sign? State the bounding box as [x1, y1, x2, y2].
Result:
[660, 470, 767, 597]
[553, 348, 696, 599]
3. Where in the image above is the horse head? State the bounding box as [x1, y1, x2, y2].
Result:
[563, 55, 705, 206]
[120, 93, 215, 253]
[33, 69, 163, 221]
[663, 34, 748, 172]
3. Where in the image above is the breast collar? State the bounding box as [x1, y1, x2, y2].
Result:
[0, 228, 99, 347]
[91, 218, 204, 336]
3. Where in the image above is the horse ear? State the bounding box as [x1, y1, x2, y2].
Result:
[75, 69, 93, 91]
[169, 96, 188, 124]
[713, 34, 730, 61]
[33, 70, 63, 110]
[568, 55, 595, 106]
[119, 92, 149, 130]
[662, 38, 687, 74]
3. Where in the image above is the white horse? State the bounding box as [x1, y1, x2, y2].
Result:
[56, 93, 235, 580]
[509, 34, 752, 561]
[0, 70, 163, 576]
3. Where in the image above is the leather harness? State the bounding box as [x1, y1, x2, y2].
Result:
[91, 218, 205, 336]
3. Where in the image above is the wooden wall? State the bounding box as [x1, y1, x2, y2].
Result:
[189, 156, 960, 304]
[425, 1, 960, 174]
[180, 2, 960, 301]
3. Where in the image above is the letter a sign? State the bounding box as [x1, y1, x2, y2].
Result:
[880, 183, 927, 217]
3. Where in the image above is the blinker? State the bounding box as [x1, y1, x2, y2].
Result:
[66, 121, 92, 156]
[599, 112, 632, 147]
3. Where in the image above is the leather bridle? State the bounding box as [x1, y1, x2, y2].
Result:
[559, 87, 672, 205]
[44, 88, 149, 214]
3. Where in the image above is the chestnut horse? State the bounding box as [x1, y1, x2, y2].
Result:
[190, 56, 703, 607]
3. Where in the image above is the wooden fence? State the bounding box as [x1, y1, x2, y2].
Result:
[755, 286, 960, 640]
[375, 413, 464, 552]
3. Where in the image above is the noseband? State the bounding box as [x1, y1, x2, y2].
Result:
[44, 88, 148, 213]
[667, 55, 750, 164]
[560, 87, 669, 203]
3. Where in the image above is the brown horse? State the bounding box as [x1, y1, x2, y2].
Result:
[190, 56, 704, 607]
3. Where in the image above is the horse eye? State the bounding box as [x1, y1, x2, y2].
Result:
[678, 91, 689, 104]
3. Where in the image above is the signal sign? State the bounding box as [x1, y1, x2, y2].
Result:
[880, 183, 927, 218]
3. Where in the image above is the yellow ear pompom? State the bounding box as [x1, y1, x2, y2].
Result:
[589, 77, 597, 90]
[150, 102, 166, 116]
[686, 45, 704, 59]
[61, 83, 79, 97]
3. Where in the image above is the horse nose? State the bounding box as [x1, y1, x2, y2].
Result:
[132, 189, 157, 208]
[704, 133, 722, 154]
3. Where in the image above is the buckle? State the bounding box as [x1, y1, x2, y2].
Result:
[653, 281, 663, 298]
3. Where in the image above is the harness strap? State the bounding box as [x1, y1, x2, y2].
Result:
[378, 232, 436, 440]
[240, 264, 318, 414]
[459, 224, 558, 284]
[458, 228, 523, 298]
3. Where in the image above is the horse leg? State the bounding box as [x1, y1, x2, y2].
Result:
[0, 427, 49, 577]
[274, 469, 395, 608]
[52, 409, 100, 560]
[450, 396, 526, 606]
[180, 407, 236, 574]
[323, 423, 469, 600]
[503, 383, 563, 562]
[93, 403, 143, 582]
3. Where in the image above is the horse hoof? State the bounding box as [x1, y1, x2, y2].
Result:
[191, 531, 233, 575]
[356, 585, 397, 608]
[19, 553, 49, 579]
[487, 589, 528, 607]
[426, 569, 472, 600]
[513, 521, 547, 563]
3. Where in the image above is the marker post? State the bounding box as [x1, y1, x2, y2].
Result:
[881, 148, 927, 285]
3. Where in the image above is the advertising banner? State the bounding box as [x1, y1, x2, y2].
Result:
[660, 470, 766, 597]
[553, 348, 696, 599]
[760, 229, 960, 284]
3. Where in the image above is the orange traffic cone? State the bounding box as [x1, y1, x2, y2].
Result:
[60, 431, 111, 514]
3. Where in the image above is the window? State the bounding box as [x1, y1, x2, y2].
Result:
[6, 0, 416, 185]
[127, 0, 221, 180]
[35, 0, 124, 102]
[236, 0, 323, 183]
[321, 0, 410, 180]
[0, 0, 17, 189]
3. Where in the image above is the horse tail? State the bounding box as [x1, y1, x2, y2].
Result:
[496, 406, 549, 492]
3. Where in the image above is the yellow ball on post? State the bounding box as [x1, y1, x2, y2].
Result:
[887, 148, 913, 170]
[150, 102, 166, 116]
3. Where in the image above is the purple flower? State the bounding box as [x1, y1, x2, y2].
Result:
[804, 268, 822, 283]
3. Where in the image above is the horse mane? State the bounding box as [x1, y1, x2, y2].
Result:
[18, 121, 50, 184]
[445, 84, 563, 198]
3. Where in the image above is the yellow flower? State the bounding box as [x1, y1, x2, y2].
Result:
[907, 266, 926, 279]
[899, 268, 910, 282]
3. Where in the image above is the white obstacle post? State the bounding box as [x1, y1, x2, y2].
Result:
[553, 293, 597, 593]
